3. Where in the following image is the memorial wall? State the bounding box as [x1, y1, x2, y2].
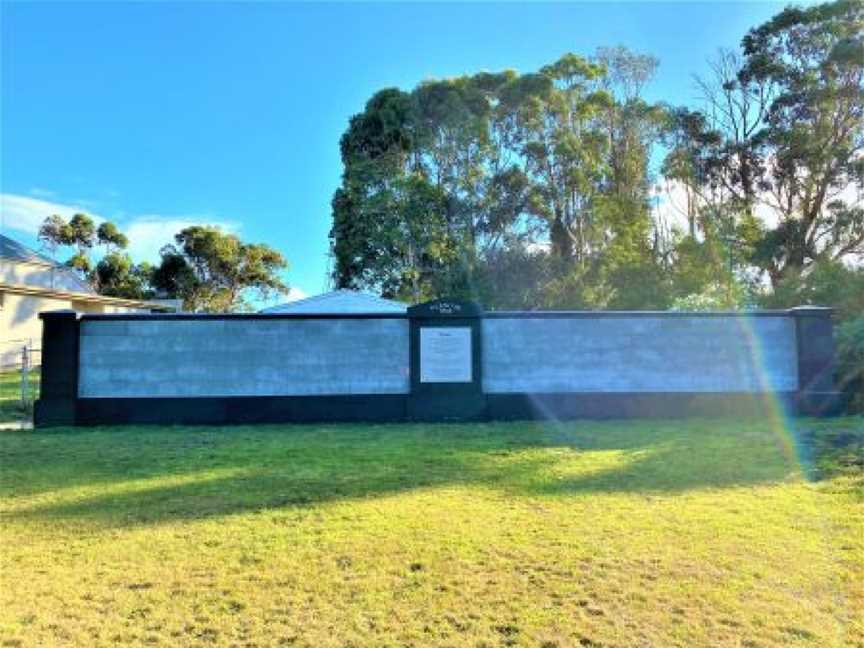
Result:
[482, 315, 799, 394]
[34, 301, 840, 427]
[78, 317, 410, 398]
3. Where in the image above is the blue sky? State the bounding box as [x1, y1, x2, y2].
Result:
[1, 1, 794, 304]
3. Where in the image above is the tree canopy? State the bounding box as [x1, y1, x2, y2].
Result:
[152, 226, 289, 312]
[36, 215, 289, 312]
[330, 0, 863, 312]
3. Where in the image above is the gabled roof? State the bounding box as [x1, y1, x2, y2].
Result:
[0, 234, 95, 294]
[261, 289, 407, 314]
[0, 234, 56, 266]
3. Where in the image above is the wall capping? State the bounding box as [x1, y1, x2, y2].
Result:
[71, 304, 832, 323]
[79, 312, 408, 321]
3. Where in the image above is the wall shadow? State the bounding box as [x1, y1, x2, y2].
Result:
[1, 418, 802, 528]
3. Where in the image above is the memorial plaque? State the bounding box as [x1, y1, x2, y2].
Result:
[420, 327, 472, 383]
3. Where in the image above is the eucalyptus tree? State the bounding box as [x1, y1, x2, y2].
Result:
[743, 0, 864, 283]
[664, 0, 863, 288]
[96, 221, 129, 254]
[494, 54, 612, 262]
[152, 226, 288, 312]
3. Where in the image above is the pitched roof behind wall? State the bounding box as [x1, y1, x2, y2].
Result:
[261, 289, 407, 314]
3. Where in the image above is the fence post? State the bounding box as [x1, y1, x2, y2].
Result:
[20, 344, 30, 408]
[33, 310, 79, 427]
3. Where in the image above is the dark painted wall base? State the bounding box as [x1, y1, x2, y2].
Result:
[33, 390, 838, 427]
[484, 392, 801, 420]
[74, 395, 407, 427]
[33, 398, 77, 427]
[407, 394, 487, 422]
[796, 391, 847, 417]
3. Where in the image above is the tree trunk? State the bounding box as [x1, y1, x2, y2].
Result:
[550, 212, 572, 259]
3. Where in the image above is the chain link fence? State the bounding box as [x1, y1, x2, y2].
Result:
[0, 339, 42, 424]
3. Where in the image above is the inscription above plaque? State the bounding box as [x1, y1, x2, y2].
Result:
[420, 327, 472, 383]
[407, 299, 483, 318]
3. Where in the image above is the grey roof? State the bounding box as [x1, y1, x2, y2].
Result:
[261, 289, 407, 314]
[0, 234, 56, 265]
[0, 234, 95, 294]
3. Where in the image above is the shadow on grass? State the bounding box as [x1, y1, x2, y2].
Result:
[0, 418, 806, 528]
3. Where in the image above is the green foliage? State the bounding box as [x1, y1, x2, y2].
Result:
[34, 213, 291, 310]
[152, 226, 289, 312]
[666, 0, 864, 287]
[759, 261, 864, 320]
[93, 252, 153, 300]
[758, 261, 864, 413]
[36, 214, 74, 258]
[329, 0, 860, 324]
[331, 47, 667, 307]
[64, 252, 92, 277]
[96, 221, 128, 252]
[67, 213, 96, 254]
[37, 213, 126, 283]
[670, 283, 750, 312]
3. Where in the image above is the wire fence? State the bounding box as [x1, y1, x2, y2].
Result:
[0, 339, 42, 421]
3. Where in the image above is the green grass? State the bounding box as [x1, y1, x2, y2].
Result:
[0, 369, 39, 423]
[1, 418, 862, 647]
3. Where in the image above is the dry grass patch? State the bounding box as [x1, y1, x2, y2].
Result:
[0, 418, 861, 647]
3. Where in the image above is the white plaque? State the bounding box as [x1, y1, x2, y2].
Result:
[420, 327, 472, 383]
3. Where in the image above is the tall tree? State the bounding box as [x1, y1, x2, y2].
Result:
[37, 213, 99, 280]
[330, 51, 668, 307]
[96, 221, 129, 254]
[37, 214, 74, 261]
[331, 85, 489, 301]
[592, 47, 669, 308]
[742, 0, 864, 283]
[152, 226, 289, 312]
[37, 213, 135, 285]
[664, 0, 864, 288]
[499, 54, 612, 261]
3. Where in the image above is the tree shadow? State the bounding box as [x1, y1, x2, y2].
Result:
[1, 418, 803, 528]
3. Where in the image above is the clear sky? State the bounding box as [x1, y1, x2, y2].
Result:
[1, 1, 795, 304]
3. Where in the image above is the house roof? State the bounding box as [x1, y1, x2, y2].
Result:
[0, 235, 57, 266]
[0, 234, 95, 294]
[260, 289, 408, 314]
[0, 234, 172, 310]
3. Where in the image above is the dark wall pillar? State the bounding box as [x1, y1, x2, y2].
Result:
[407, 299, 485, 421]
[34, 310, 79, 427]
[789, 306, 843, 415]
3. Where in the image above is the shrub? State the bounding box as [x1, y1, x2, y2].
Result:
[761, 261, 864, 320]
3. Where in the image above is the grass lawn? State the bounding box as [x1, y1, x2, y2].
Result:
[0, 369, 39, 424]
[0, 417, 861, 647]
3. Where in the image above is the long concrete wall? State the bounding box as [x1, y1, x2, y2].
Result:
[78, 318, 410, 397]
[482, 315, 799, 393]
[37, 304, 844, 427]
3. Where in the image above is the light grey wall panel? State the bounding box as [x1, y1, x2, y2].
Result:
[482, 316, 798, 393]
[79, 318, 409, 397]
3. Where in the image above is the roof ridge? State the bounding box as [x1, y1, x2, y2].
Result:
[0, 233, 57, 266]
[260, 290, 407, 314]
